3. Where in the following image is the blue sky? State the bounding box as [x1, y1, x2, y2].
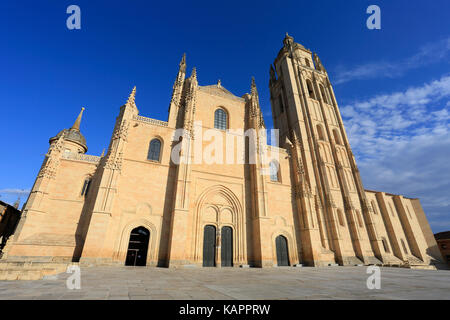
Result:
[1, 1, 449, 232]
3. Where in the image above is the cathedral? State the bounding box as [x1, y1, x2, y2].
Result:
[2, 34, 444, 270]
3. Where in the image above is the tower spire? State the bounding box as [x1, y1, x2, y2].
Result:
[313, 52, 326, 72]
[180, 53, 186, 73]
[249, 77, 265, 128]
[71, 107, 85, 131]
[283, 32, 294, 48]
[251, 76, 258, 97]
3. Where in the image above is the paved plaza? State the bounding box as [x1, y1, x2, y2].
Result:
[0, 266, 449, 300]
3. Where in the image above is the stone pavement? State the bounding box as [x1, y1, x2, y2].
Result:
[0, 266, 449, 300]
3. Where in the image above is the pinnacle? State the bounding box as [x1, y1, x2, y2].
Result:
[126, 86, 136, 105]
[71, 107, 85, 131]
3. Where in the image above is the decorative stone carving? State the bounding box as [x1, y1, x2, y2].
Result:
[38, 136, 64, 179]
[344, 197, 354, 210]
[133, 115, 168, 127]
[326, 195, 337, 208]
[113, 120, 129, 141]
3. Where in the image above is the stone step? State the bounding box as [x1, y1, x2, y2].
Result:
[408, 265, 437, 270]
[0, 261, 69, 280]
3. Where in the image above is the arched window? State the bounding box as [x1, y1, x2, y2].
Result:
[305, 58, 311, 68]
[148, 138, 162, 162]
[389, 203, 395, 218]
[381, 237, 390, 253]
[214, 108, 227, 130]
[81, 178, 91, 197]
[401, 239, 408, 254]
[269, 160, 280, 182]
[333, 129, 342, 145]
[316, 125, 325, 140]
[320, 85, 328, 104]
[356, 210, 364, 228]
[327, 87, 333, 104]
[371, 200, 378, 215]
[406, 206, 412, 219]
[337, 209, 345, 226]
[306, 79, 316, 99]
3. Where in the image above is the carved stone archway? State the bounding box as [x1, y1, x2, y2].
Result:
[192, 185, 245, 266]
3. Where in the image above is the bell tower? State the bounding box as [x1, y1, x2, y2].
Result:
[269, 33, 383, 265]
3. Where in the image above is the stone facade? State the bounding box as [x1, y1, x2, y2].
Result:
[0, 200, 21, 256]
[2, 34, 444, 269]
[435, 231, 450, 267]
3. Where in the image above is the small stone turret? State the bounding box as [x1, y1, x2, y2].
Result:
[49, 107, 88, 153]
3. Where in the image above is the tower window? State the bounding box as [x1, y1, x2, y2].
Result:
[214, 108, 227, 130]
[371, 200, 378, 215]
[327, 87, 333, 104]
[278, 95, 284, 113]
[269, 160, 280, 182]
[406, 206, 412, 219]
[333, 129, 342, 145]
[356, 210, 364, 228]
[389, 203, 395, 218]
[337, 209, 345, 226]
[306, 79, 316, 99]
[81, 178, 91, 197]
[381, 237, 390, 253]
[401, 239, 408, 254]
[148, 138, 162, 162]
[320, 85, 329, 104]
[316, 125, 325, 141]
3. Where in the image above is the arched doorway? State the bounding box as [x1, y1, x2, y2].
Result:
[221, 226, 233, 267]
[275, 235, 290, 266]
[125, 226, 150, 266]
[203, 225, 216, 267]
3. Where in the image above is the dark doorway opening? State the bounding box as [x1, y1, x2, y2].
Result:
[203, 225, 216, 267]
[221, 226, 233, 267]
[125, 226, 150, 266]
[275, 235, 290, 266]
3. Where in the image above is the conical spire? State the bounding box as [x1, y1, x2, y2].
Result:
[71, 107, 85, 131]
[191, 67, 197, 80]
[126, 86, 136, 105]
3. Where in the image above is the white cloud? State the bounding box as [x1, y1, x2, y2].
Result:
[333, 37, 450, 84]
[0, 189, 30, 195]
[341, 75, 450, 232]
